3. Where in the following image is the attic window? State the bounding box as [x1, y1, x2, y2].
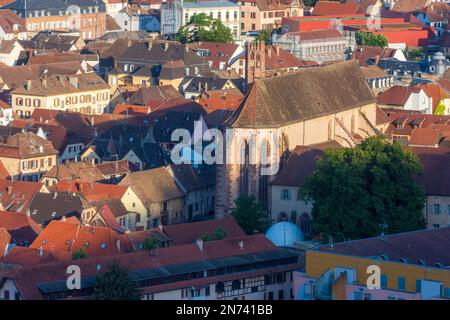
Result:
[32, 209, 37, 215]
[51, 211, 57, 217]
[85, 241, 89, 248]
[42, 240, 46, 245]
[65, 240, 70, 245]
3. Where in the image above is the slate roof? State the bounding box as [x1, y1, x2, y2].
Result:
[415, 152, 450, 196]
[28, 192, 84, 226]
[319, 227, 450, 267]
[226, 61, 375, 128]
[168, 164, 215, 193]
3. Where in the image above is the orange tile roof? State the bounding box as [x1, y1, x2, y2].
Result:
[0, 180, 45, 213]
[0, 227, 10, 255]
[2, 245, 70, 266]
[29, 220, 134, 258]
[54, 180, 129, 202]
[196, 89, 244, 112]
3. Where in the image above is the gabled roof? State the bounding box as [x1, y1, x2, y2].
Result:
[128, 85, 182, 107]
[0, 9, 25, 34]
[390, 0, 431, 13]
[168, 164, 215, 193]
[54, 181, 129, 203]
[43, 161, 106, 183]
[29, 220, 134, 258]
[226, 61, 375, 128]
[360, 65, 388, 79]
[313, 1, 363, 15]
[419, 2, 450, 22]
[28, 192, 84, 226]
[376, 85, 421, 107]
[0, 210, 41, 245]
[120, 166, 184, 204]
[0, 180, 45, 214]
[2, 245, 70, 266]
[0, 131, 58, 159]
[196, 88, 244, 113]
[194, 42, 240, 70]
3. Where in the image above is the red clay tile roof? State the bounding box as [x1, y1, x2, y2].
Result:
[2, 246, 70, 266]
[409, 127, 447, 147]
[390, 0, 431, 13]
[4, 233, 278, 299]
[162, 218, 246, 246]
[0, 180, 45, 214]
[313, 1, 363, 15]
[196, 88, 244, 112]
[377, 85, 421, 106]
[0, 210, 41, 244]
[0, 159, 9, 179]
[0, 131, 58, 159]
[0, 227, 10, 255]
[54, 180, 129, 202]
[416, 83, 450, 113]
[29, 220, 134, 258]
[113, 104, 152, 115]
[384, 109, 450, 137]
[264, 45, 304, 70]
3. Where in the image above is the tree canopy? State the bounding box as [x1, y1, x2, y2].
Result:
[232, 195, 268, 235]
[177, 13, 234, 43]
[300, 136, 426, 242]
[356, 31, 388, 48]
[94, 262, 141, 300]
[141, 235, 161, 250]
[71, 248, 87, 260]
[201, 227, 227, 242]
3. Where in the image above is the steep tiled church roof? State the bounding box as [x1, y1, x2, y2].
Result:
[226, 61, 375, 128]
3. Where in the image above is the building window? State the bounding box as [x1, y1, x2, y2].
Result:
[381, 274, 387, 289]
[416, 280, 421, 292]
[433, 204, 441, 214]
[281, 189, 291, 200]
[397, 277, 406, 291]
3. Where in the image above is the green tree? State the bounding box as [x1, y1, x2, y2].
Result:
[232, 195, 267, 235]
[94, 262, 141, 300]
[300, 136, 426, 242]
[356, 31, 388, 48]
[141, 235, 161, 250]
[200, 227, 227, 242]
[256, 29, 273, 44]
[71, 248, 87, 260]
[177, 13, 233, 43]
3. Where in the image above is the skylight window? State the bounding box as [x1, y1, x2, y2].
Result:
[101, 243, 107, 249]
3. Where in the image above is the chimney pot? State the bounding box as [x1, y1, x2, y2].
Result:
[196, 239, 204, 252]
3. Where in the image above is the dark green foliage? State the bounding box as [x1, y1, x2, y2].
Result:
[356, 31, 388, 48]
[94, 262, 141, 300]
[232, 195, 268, 235]
[300, 136, 426, 242]
[141, 235, 161, 250]
[177, 13, 233, 43]
[200, 227, 227, 242]
[71, 248, 87, 260]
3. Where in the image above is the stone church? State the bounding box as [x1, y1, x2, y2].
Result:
[215, 61, 390, 218]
